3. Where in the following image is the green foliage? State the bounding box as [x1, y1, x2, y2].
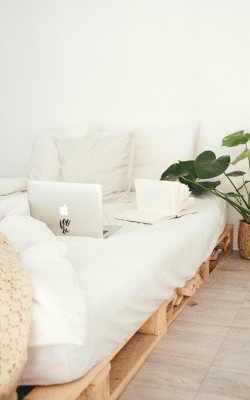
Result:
[226, 171, 246, 177]
[231, 148, 250, 165]
[222, 131, 250, 147]
[194, 151, 230, 179]
[161, 130, 250, 224]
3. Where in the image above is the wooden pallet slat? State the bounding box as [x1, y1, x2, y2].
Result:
[139, 299, 169, 335]
[166, 291, 177, 323]
[79, 364, 111, 400]
[176, 277, 196, 297]
[200, 258, 210, 281]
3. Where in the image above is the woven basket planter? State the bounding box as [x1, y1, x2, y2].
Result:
[238, 220, 250, 260]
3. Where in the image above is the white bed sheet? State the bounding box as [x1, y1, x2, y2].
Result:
[12, 193, 227, 385]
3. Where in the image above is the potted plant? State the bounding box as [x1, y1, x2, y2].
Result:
[161, 130, 250, 259]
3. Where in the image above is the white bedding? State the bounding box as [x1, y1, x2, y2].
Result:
[0, 192, 227, 385]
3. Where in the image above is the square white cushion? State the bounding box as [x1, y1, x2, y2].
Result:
[28, 125, 88, 182]
[132, 121, 199, 189]
[55, 132, 134, 200]
[88, 126, 135, 193]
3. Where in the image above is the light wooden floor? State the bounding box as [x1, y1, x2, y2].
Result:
[119, 251, 250, 400]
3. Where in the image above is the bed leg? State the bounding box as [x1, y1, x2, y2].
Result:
[194, 271, 203, 288]
[166, 291, 177, 323]
[176, 278, 196, 297]
[139, 300, 168, 335]
[199, 258, 210, 282]
[79, 363, 111, 400]
[216, 224, 233, 251]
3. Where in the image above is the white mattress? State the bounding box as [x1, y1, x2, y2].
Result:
[0, 192, 227, 385]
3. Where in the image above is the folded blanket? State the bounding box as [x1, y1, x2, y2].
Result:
[0, 177, 27, 196]
[0, 233, 32, 399]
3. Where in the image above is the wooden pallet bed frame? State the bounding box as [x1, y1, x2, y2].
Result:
[23, 224, 233, 400]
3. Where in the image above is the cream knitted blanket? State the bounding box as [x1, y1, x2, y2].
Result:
[0, 233, 32, 400]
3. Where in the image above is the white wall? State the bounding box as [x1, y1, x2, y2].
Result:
[197, 0, 250, 152]
[196, 0, 250, 247]
[0, 0, 250, 245]
[0, 0, 201, 176]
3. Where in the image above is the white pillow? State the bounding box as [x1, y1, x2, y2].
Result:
[55, 132, 134, 201]
[0, 177, 27, 196]
[88, 126, 135, 192]
[132, 121, 199, 189]
[28, 125, 88, 182]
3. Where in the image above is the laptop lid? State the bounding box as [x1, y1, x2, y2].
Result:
[27, 181, 103, 237]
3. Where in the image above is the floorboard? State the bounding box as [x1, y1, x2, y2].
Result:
[119, 251, 250, 400]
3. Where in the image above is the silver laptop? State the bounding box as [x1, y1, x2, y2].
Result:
[27, 181, 120, 238]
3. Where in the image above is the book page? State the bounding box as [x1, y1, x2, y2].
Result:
[175, 183, 191, 213]
[135, 179, 176, 214]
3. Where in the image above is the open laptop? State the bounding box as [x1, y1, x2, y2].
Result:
[27, 181, 120, 238]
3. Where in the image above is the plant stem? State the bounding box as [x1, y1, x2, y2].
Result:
[247, 143, 250, 172]
[181, 177, 250, 223]
[212, 188, 249, 218]
[224, 173, 249, 208]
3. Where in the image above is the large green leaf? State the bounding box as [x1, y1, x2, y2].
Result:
[161, 163, 182, 180]
[222, 131, 250, 147]
[201, 180, 221, 189]
[231, 148, 250, 165]
[225, 192, 244, 199]
[194, 151, 230, 179]
[161, 160, 197, 182]
[226, 171, 246, 177]
[179, 178, 220, 196]
[179, 160, 197, 179]
[179, 178, 205, 195]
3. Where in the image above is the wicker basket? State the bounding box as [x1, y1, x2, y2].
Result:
[238, 220, 250, 260]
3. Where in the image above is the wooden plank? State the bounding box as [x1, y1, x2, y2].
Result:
[209, 249, 232, 274]
[171, 296, 191, 324]
[139, 300, 168, 335]
[216, 224, 233, 250]
[79, 364, 111, 400]
[195, 272, 203, 289]
[176, 278, 197, 297]
[208, 224, 233, 274]
[210, 249, 219, 261]
[166, 292, 176, 322]
[110, 331, 168, 400]
[173, 294, 183, 306]
[200, 258, 210, 281]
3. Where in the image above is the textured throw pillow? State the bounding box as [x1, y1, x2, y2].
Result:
[55, 132, 134, 200]
[88, 127, 135, 193]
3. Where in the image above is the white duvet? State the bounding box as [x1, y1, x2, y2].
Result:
[0, 215, 86, 347]
[0, 192, 227, 385]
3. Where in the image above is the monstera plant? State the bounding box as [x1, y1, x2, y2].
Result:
[161, 130, 250, 259]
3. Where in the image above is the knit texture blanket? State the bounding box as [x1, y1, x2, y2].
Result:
[0, 233, 32, 399]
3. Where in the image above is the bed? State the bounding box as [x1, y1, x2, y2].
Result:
[0, 121, 232, 399]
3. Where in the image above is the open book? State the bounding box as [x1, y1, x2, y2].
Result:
[116, 179, 196, 224]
